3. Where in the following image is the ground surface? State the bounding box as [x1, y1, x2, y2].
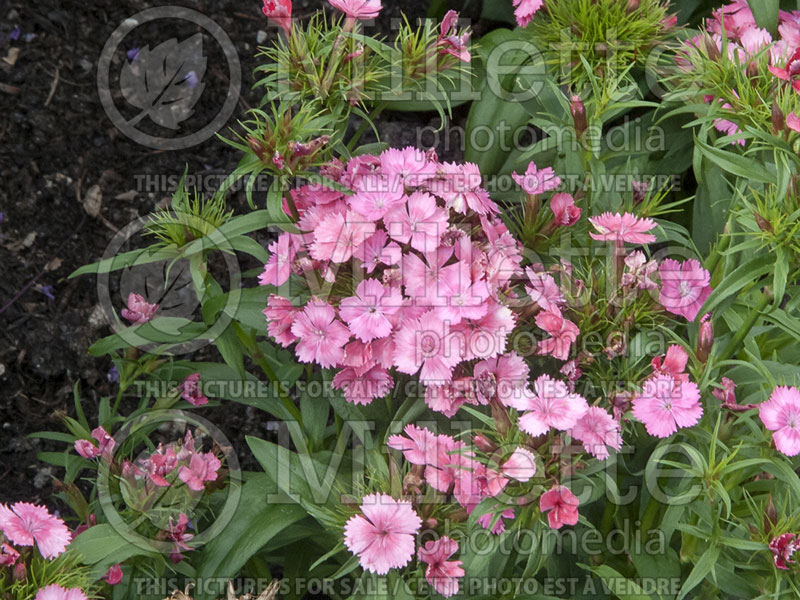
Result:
[0, 0, 481, 507]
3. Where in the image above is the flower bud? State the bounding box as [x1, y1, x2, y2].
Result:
[13, 562, 26, 582]
[473, 434, 496, 453]
[627, 0, 640, 13]
[754, 211, 773, 233]
[774, 102, 787, 135]
[697, 316, 713, 363]
[570, 94, 588, 138]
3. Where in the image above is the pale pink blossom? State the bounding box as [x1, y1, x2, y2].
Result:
[477, 507, 514, 534]
[339, 279, 401, 342]
[512, 162, 560, 196]
[658, 259, 712, 321]
[329, 0, 382, 20]
[0, 503, 71, 560]
[259, 234, 298, 287]
[525, 267, 563, 311]
[621, 251, 658, 290]
[311, 211, 376, 263]
[539, 485, 579, 530]
[352, 231, 401, 274]
[435, 263, 490, 324]
[535, 307, 579, 361]
[0, 543, 19, 567]
[512, 0, 544, 28]
[332, 365, 392, 405]
[550, 193, 581, 226]
[178, 453, 221, 491]
[263, 295, 301, 347]
[760, 386, 800, 456]
[510, 375, 588, 437]
[473, 352, 530, 406]
[393, 310, 463, 383]
[462, 301, 516, 361]
[380, 147, 437, 187]
[501, 447, 537, 481]
[386, 192, 448, 252]
[589, 212, 657, 244]
[35, 585, 88, 600]
[651, 345, 689, 382]
[788, 112, 800, 133]
[424, 380, 475, 417]
[569, 407, 622, 460]
[291, 301, 351, 368]
[632, 375, 703, 437]
[121, 292, 158, 325]
[350, 177, 404, 221]
[387, 424, 454, 465]
[438, 11, 471, 63]
[262, 0, 292, 36]
[417, 537, 464, 597]
[430, 163, 497, 215]
[343, 493, 421, 574]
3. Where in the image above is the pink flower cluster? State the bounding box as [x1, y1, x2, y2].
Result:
[260, 149, 525, 414]
[35, 586, 88, 600]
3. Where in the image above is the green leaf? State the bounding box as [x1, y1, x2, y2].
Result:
[677, 544, 719, 600]
[747, 0, 779, 35]
[698, 254, 774, 318]
[694, 139, 774, 184]
[69, 524, 158, 578]
[578, 564, 653, 600]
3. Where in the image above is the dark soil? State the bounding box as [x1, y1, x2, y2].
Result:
[0, 0, 477, 508]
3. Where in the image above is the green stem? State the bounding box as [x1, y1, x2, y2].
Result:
[717, 290, 772, 362]
[346, 101, 388, 152]
[704, 227, 731, 277]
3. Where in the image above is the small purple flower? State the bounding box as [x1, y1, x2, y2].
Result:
[9, 27, 20, 42]
[107, 366, 120, 384]
[185, 71, 199, 89]
[40, 285, 55, 301]
[127, 47, 140, 61]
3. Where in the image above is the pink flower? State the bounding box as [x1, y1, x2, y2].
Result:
[352, 231, 401, 274]
[387, 424, 450, 465]
[510, 375, 588, 437]
[291, 301, 351, 368]
[535, 307, 579, 361]
[263, 295, 301, 348]
[311, 211, 376, 263]
[787, 112, 800, 133]
[760, 386, 800, 456]
[339, 279, 401, 342]
[462, 301, 516, 361]
[501, 447, 537, 481]
[0, 503, 71, 560]
[770, 533, 800, 570]
[539, 486, 579, 530]
[145, 445, 178, 487]
[473, 352, 530, 406]
[166, 513, 193, 564]
[343, 493, 421, 574]
[621, 251, 658, 290]
[550, 193, 581, 226]
[435, 263, 490, 324]
[632, 375, 703, 438]
[332, 365, 392, 405]
[512, 162, 560, 196]
[525, 267, 563, 311]
[104, 564, 123, 585]
[393, 310, 463, 383]
[430, 163, 497, 215]
[386, 192, 448, 252]
[477, 507, 515, 534]
[417, 537, 464, 598]
[380, 147, 437, 187]
[658, 259, 712, 321]
[589, 212, 657, 244]
[769, 47, 800, 94]
[179, 373, 208, 407]
[178, 453, 221, 491]
[349, 178, 404, 221]
[438, 11, 471, 63]
[74, 426, 115, 459]
[651, 345, 689, 382]
[329, 0, 382, 20]
[569, 407, 622, 460]
[258, 233, 298, 287]
[512, 0, 544, 28]
[262, 0, 292, 36]
[0, 543, 19, 567]
[35, 585, 88, 600]
[121, 292, 158, 325]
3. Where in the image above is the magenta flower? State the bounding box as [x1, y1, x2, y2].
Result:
[104, 564, 123, 585]
[343, 493, 421, 574]
[259, 233, 298, 287]
[510, 375, 588, 437]
[166, 513, 193, 564]
[550, 193, 581, 226]
[0, 543, 19, 567]
[589, 212, 657, 244]
[438, 11, 471, 63]
[329, 0, 382, 20]
[501, 447, 537, 481]
[179, 373, 209, 407]
[311, 211, 375, 263]
[632, 375, 703, 438]
[512, 162, 561, 196]
[74, 425, 115, 459]
[332, 365, 393, 405]
[178, 453, 221, 491]
[539, 485, 579, 530]
[0, 503, 71, 560]
[386, 192, 448, 252]
[388, 424, 439, 465]
[651, 345, 689, 382]
[145, 445, 178, 487]
[418, 537, 465, 597]
[535, 307, 579, 361]
[569, 407, 622, 460]
[290, 301, 351, 368]
[658, 259, 712, 321]
[770, 533, 800, 570]
[760, 386, 800, 456]
[393, 310, 463, 383]
[339, 279, 401, 342]
[512, 0, 544, 27]
[769, 47, 800, 94]
[121, 292, 158, 325]
[35, 586, 88, 600]
[262, 0, 292, 36]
